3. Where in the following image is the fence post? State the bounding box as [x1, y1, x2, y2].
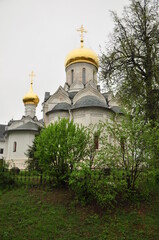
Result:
[40, 171, 43, 186]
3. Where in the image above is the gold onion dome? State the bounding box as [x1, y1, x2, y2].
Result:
[23, 71, 39, 106]
[23, 82, 39, 106]
[65, 25, 99, 69]
[65, 47, 99, 69]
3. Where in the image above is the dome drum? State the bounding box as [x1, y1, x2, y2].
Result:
[66, 62, 97, 86]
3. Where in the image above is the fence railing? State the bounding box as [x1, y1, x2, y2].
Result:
[2, 169, 56, 188]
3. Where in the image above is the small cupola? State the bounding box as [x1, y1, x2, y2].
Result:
[23, 71, 39, 118]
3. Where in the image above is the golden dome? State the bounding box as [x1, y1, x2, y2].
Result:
[23, 82, 39, 106]
[65, 47, 99, 69]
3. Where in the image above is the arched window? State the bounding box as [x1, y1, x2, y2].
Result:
[0, 148, 3, 154]
[71, 69, 74, 84]
[94, 135, 99, 149]
[93, 70, 96, 81]
[82, 68, 86, 85]
[13, 141, 17, 152]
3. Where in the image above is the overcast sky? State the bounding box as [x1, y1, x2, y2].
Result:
[0, 0, 130, 124]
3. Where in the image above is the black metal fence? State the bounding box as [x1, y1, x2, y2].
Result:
[1, 169, 56, 189]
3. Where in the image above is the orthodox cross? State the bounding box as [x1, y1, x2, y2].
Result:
[77, 25, 87, 48]
[29, 71, 36, 85]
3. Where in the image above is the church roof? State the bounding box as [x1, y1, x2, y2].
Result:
[53, 102, 71, 111]
[46, 95, 122, 114]
[110, 106, 123, 114]
[5, 121, 41, 133]
[102, 93, 109, 103]
[0, 124, 6, 142]
[68, 92, 78, 99]
[72, 95, 109, 109]
[46, 102, 71, 114]
[15, 122, 40, 131]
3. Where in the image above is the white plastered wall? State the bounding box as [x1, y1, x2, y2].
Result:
[4, 131, 36, 169]
[47, 111, 69, 126]
[72, 108, 113, 126]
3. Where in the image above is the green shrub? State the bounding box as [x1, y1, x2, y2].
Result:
[26, 118, 89, 187]
[69, 166, 93, 205]
[69, 164, 127, 207]
[0, 166, 15, 188]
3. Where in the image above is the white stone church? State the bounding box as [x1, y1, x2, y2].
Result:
[0, 26, 121, 169]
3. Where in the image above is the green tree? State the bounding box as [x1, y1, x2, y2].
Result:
[69, 124, 102, 204]
[32, 118, 88, 185]
[100, 0, 159, 122]
[98, 112, 152, 190]
[25, 139, 42, 172]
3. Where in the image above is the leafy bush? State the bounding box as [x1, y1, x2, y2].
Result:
[69, 161, 127, 207]
[69, 165, 93, 205]
[0, 166, 15, 188]
[26, 119, 89, 186]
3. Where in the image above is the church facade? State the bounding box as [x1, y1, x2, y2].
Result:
[1, 26, 121, 169]
[3, 72, 43, 169]
[43, 25, 121, 127]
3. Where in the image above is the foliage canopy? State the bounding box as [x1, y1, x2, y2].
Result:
[100, 0, 159, 121]
[27, 118, 89, 185]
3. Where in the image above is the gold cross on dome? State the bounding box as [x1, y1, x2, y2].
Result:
[29, 71, 36, 85]
[77, 24, 87, 48]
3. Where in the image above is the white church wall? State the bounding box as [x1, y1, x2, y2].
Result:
[72, 108, 113, 126]
[47, 111, 69, 126]
[43, 103, 49, 125]
[45, 108, 114, 128]
[4, 131, 36, 169]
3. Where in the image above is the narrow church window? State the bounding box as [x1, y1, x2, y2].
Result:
[82, 68, 86, 85]
[13, 141, 17, 152]
[0, 148, 3, 154]
[94, 135, 99, 149]
[120, 136, 125, 154]
[93, 70, 96, 81]
[71, 69, 74, 84]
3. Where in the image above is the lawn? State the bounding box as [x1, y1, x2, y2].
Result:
[0, 187, 159, 240]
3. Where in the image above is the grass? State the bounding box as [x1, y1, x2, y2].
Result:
[0, 187, 159, 240]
